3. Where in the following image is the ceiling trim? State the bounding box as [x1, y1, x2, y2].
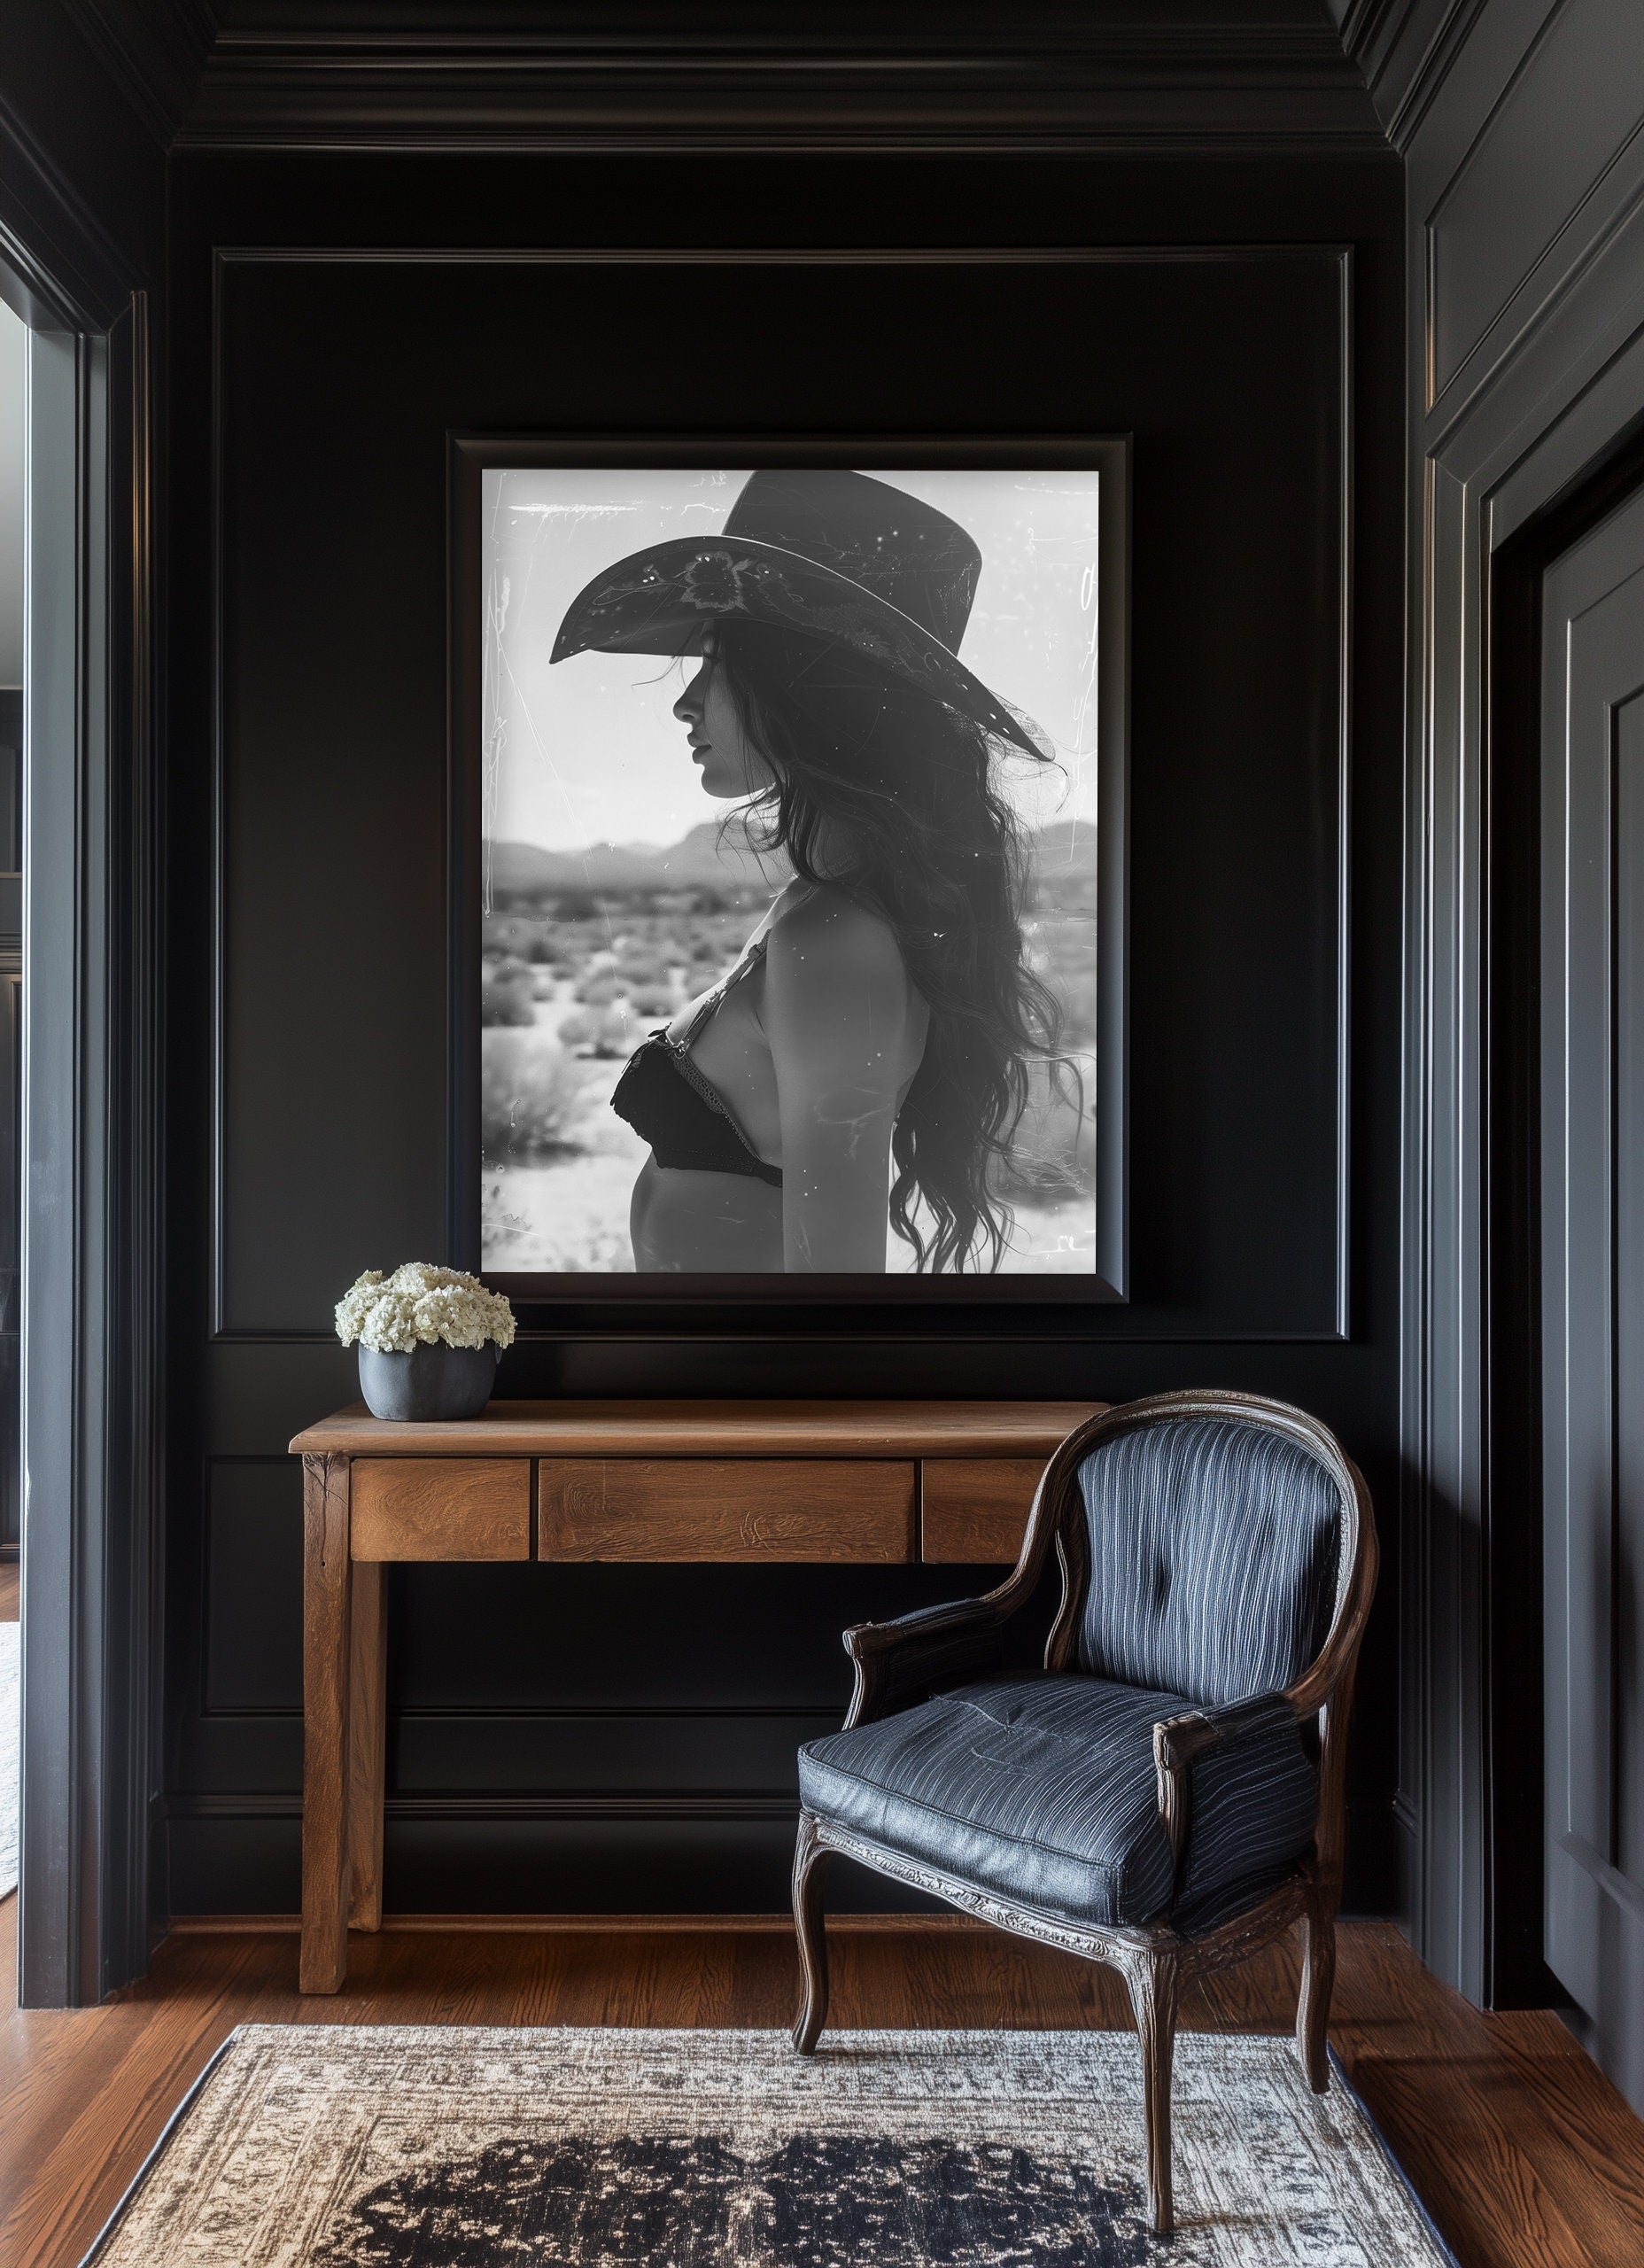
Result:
[60, 0, 217, 147]
[1336, 0, 1482, 150]
[69, 3, 1391, 155]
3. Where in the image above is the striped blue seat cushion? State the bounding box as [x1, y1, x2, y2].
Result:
[798, 1674, 1318, 1932]
[1077, 1418, 1342, 1706]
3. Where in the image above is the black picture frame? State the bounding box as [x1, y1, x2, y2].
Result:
[448, 432, 1129, 1319]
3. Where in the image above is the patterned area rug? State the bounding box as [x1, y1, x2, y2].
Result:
[85, 2024, 1456, 2266]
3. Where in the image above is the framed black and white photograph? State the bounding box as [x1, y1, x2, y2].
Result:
[450, 439, 1128, 1299]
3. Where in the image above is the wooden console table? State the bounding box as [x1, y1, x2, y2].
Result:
[288, 1397, 1103, 1992]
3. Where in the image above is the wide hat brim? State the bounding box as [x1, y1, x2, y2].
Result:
[549, 534, 1048, 760]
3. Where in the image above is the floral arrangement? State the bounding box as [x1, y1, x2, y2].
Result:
[334, 1262, 516, 1355]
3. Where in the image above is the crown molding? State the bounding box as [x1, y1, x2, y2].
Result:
[60, 0, 218, 147]
[1334, 0, 1480, 150]
[159, 3, 1386, 153]
[0, 78, 143, 323]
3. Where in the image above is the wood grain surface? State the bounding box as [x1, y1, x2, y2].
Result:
[345, 1563, 386, 1934]
[4, 1909, 1641, 2268]
[299, 1455, 352, 1995]
[0, 1560, 16, 1620]
[538, 1458, 917, 1562]
[349, 1457, 531, 1561]
[919, 1457, 1043, 1562]
[290, 1399, 1105, 1459]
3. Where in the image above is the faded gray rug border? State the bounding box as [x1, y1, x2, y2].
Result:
[78, 2022, 1462, 2267]
[1322, 2047, 1460, 2268]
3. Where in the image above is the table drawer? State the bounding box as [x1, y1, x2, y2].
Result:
[920, 1457, 1044, 1563]
[538, 1459, 916, 1561]
[350, 1457, 531, 1561]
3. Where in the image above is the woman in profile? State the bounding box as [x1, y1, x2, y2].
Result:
[550, 469, 1065, 1275]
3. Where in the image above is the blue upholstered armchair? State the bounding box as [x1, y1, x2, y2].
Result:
[790, 1389, 1378, 2238]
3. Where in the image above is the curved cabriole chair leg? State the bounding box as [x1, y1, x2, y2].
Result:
[791, 1812, 833, 2054]
[1296, 1887, 1337, 2093]
[1121, 1947, 1181, 2239]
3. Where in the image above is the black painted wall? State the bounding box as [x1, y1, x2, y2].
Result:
[162, 146, 1404, 1916]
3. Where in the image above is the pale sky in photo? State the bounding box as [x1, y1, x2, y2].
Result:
[483, 465, 1103, 855]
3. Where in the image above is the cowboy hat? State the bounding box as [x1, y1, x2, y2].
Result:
[549, 469, 1046, 759]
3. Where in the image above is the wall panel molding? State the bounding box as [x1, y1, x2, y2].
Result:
[167, 140, 1402, 1926]
[207, 244, 1357, 1348]
[163, 1787, 1400, 1917]
[1423, 0, 1644, 412]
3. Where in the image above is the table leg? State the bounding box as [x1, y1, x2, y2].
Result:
[300, 1451, 353, 1992]
[347, 1558, 387, 1932]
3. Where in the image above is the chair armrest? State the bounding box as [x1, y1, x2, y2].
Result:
[841, 1595, 1017, 1728]
[834, 1411, 1096, 1730]
[1152, 1692, 1302, 1864]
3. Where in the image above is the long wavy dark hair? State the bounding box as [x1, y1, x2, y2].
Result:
[711, 621, 1068, 1272]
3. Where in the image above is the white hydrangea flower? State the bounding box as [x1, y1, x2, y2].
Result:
[334, 1263, 516, 1355]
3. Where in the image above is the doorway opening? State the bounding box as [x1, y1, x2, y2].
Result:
[1485, 418, 1644, 2077]
[0, 232, 161, 2007]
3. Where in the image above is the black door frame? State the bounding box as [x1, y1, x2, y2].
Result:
[1407, 257, 1644, 2004]
[0, 171, 163, 2006]
[1481, 422, 1644, 2008]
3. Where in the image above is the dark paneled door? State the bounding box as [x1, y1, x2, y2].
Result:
[1541, 485, 1644, 2115]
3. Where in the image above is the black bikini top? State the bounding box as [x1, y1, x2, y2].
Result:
[609, 917, 786, 1186]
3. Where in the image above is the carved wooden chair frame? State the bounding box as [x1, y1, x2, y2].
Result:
[790, 1386, 1379, 2238]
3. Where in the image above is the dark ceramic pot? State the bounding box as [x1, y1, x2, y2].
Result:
[357, 1340, 501, 1422]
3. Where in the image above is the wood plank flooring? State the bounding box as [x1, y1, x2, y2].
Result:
[0, 1560, 17, 1620]
[3, 1904, 1642, 2268]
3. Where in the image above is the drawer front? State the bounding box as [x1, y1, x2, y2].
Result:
[920, 1457, 1044, 1563]
[538, 1459, 916, 1561]
[350, 1457, 531, 1561]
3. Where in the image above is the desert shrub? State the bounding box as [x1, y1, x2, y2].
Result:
[626, 983, 674, 1017]
[523, 929, 558, 964]
[554, 889, 601, 921]
[481, 1032, 590, 1158]
[616, 949, 666, 984]
[481, 956, 536, 1028]
[560, 1005, 633, 1059]
[574, 970, 624, 1006]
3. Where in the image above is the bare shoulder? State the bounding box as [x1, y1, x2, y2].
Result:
[768, 883, 910, 991]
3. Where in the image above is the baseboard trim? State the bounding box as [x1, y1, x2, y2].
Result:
[167, 1910, 990, 1936]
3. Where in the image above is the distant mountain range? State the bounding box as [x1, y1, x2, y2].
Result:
[488, 820, 781, 898]
[488, 815, 1097, 900]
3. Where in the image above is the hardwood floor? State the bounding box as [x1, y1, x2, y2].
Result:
[3, 1905, 1641, 2267]
[0, 1559, 17, 1620]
